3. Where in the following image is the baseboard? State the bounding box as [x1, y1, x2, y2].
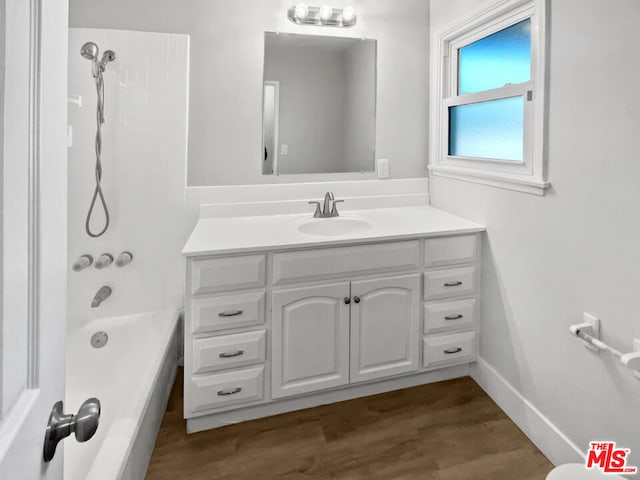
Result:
[471, 356, 585, 466]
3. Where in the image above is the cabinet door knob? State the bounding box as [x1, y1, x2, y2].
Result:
[344, 297, 351, 305]
[353, 296, 361, 304]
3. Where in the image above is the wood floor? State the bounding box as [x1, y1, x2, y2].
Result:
[145, 369, 552, 480]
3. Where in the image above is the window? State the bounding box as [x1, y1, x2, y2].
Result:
[430, 0, 549, 195]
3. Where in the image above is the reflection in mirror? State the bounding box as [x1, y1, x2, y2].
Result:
[263, 32, 377, 176]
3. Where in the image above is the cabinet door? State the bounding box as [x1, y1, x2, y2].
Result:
[350, 274, 421, 383]
[272, 282, 350, 398]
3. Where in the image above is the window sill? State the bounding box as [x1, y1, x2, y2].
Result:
[428, 165, 550, 196]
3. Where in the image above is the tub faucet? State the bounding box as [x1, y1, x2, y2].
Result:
[91, 286, 112, 308]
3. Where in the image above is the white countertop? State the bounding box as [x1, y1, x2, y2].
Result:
[182, 205, 485, 257]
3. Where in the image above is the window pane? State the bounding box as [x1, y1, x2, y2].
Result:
[449, 96, 524, 161]
[459, 19, 531, 94]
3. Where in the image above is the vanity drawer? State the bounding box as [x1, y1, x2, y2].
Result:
[192, 330, 266, 375]
[191, 291, 266, 334]
[273, 241, 420, 285]
[424, 235, 477, 268]
[424, 298, 476, 334]
[191, 255, 266, 295]
[423, 331, 476, 369]
[188, 366, 265, 413]
[423, 266, 476, 301]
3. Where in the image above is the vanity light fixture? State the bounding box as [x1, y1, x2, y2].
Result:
[318, 5, 333, 21]
[287, 4, 357, 28]
[294, 3, 309, 19]
[342, 6, 356, 23]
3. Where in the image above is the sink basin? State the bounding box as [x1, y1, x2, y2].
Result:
[296, 217, 372, 237]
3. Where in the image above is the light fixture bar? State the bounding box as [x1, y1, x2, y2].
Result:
[287, 4, 357, 28]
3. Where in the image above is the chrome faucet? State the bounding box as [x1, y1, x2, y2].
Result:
[91, 286, 112, 308]
[309, 192, 344, 218]
[323, 191, 334, 216]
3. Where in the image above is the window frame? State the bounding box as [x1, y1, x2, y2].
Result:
[429, 0, 549, 195]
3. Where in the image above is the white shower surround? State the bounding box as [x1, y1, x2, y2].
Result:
[65, 27, 189, 480]
[67, 28, 189, 326]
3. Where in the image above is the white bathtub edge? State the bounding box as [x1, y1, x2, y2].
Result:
[117, 310, 180, 480]
[119, 320, 179, 480]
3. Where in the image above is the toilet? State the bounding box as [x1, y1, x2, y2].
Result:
[547, 464, 627, 479]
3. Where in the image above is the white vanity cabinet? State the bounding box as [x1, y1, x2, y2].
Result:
[271, 274, 421, 398]
[184, 254, 269, 416]
[349, 274, 421, 383]
[422, 236, 479, 369]
[272, 282, 351, 398]
[183, 233, 481, 432]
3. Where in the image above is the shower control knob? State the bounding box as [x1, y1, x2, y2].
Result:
[72, 255, 94, 272]
[115, 251, 133, 267]
[94, 253, 114, 269]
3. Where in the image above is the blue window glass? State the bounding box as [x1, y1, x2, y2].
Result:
[449, 96, 524, 161]
[459, 19, 531, 94]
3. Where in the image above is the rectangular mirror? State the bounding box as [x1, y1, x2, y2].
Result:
[262, 32, 377, 176]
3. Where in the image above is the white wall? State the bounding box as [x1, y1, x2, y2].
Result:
[67, 29, 189, 326]
[69, 0, 430, 186]
[430, 0, 640, 466]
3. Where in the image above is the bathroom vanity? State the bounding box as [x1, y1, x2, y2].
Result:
[182, 205, 484, 433]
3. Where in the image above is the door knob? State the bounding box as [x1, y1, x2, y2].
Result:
[43, 398, 101, 462]
[344, 297, 351, 305]
[354, 296, 361, 304]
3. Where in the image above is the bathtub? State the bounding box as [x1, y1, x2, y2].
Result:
[64, 310, 180, 480]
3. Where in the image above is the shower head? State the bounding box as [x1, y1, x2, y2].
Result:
[80, 42, 99, 62]
[99, 50, 116, 68]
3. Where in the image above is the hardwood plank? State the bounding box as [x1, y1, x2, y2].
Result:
[145, 369, 553, 480]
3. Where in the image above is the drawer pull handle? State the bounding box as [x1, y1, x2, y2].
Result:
[444, 347, 463, 354]
[444, 281, 463, 287]
[219, 350, 244, 358]
[217, 387, 242, 396]
[219, 310, 243, 317]
[445, 314, 464, 321]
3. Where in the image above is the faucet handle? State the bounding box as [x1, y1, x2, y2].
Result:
[308, 201, 322, 218]
[330, 199, 344, 217]
[94, 253, 113, 269]
[115, 251, 133, 267]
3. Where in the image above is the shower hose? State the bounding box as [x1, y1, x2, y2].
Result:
[85, 69, 110, 238]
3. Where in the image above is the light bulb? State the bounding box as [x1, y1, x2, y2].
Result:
[342, 6, 356, 22]
[294, 3, 309, 19]
[319, 5, 333, 21]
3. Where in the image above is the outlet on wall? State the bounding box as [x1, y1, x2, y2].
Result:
[377, 158, 389, 178]
[281, 144, 288, 155]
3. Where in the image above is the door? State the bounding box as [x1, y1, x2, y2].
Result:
[350, 274, 421, 383]
[262, 81, 279, 175]
[272, 282, 350, 398]
[0, 0, 68, 478]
